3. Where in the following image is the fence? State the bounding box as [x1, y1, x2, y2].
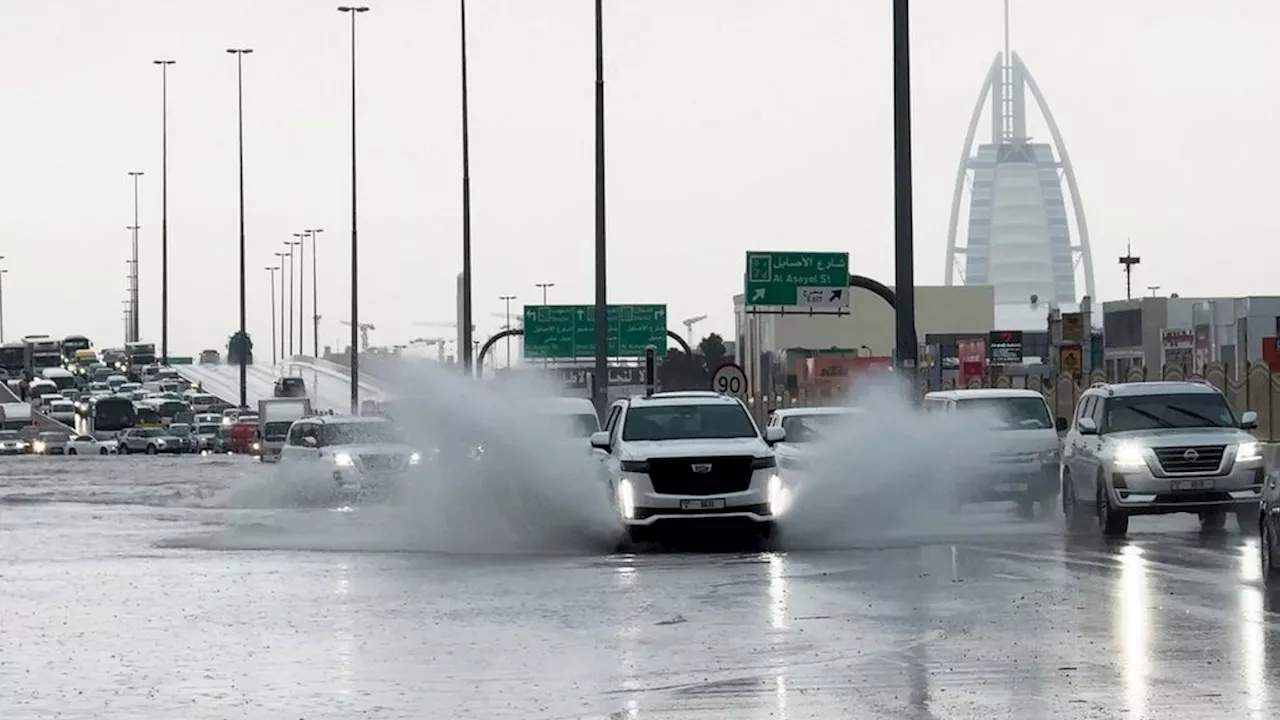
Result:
[743, 362, 1280, 442]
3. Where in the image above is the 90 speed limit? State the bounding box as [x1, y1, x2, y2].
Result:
[710, 362, 747, 397]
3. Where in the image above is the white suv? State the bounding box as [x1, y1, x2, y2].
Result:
[1061, 381, 1263, 536]
[590, 391, 788, 542]
[279, 416, 423, 501]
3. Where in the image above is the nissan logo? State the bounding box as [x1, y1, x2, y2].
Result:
[691, 463, 712, 474]
[1183, 449, 1200, 461]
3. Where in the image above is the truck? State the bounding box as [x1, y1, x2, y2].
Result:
[0, 402, 34, 430]
[257, 397, 314, 462]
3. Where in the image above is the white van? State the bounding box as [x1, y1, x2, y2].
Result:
[40, 368, 78, 392]
[540, 397, 600, 438]
[922, 388, 1066, 517]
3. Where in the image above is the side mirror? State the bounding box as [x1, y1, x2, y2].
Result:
[1055, 416, 1069, 433]
[589, 431, 611, 451]
[302, 435, 318, 448]
[763, 426, 786, 445]
[1077, 417, 1099, 435]
[1241, 411, 1258, 431]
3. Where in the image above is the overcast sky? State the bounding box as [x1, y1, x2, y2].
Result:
[2, 0, 1276, 358]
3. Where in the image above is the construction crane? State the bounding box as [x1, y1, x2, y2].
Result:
[340, 320, 375, 351]
[404, 336, 450, 363]
[682, 314, 708, 342]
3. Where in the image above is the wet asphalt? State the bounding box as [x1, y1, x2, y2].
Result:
[0, 456, 1278, 719]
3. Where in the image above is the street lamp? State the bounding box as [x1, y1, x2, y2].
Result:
[284, 240, 299, 357]
[293, 231, 306, 354]
[127, 172, 144, 343]
[274, 251, 287, 362]
[153, 59, 176, 364]
[591, 0, 609, 418]
[338, 5, 369, 412]
[306, 228, 324, 357]
[265, 266, 280, 364]
[0, 265, 7, 344]
[535, 282, 554, 305]
[459, 0, 474, 373]
[499, 294, 516, 368]
[227, 47, 253, 408]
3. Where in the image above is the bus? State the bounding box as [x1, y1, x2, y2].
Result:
[23, 335, 62, 376]
[0, 342, 24, 379]
[124, 342, 157, 378]
[61, 335, 92, 364]
[86, 396, 137, 438]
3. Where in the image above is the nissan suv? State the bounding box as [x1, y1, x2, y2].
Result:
[589, 391, 788, 543]
[1061, 381, 1262, 537]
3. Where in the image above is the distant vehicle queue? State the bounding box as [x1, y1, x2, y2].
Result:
[0, 334, 317, 459]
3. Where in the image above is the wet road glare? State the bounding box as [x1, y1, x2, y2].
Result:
[2, 456, 1279, 719]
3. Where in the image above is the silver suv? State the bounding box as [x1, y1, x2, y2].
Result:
[1061, 381, 1262, 537]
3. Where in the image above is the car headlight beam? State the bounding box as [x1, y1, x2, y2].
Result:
[1112, 443, 1146, 470]
[334, 452, 355, 467]
[408, 451, 422, 465]
[617, 479, 635, 520]
[1238, 441, 1263, 462]
[768, 474, 791, 517]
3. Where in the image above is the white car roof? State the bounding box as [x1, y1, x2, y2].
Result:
[925, 388, 1047, 401]
[627, 392, 743, 408]
[770, 406, 861, 418]
[541, 397, 597, 414]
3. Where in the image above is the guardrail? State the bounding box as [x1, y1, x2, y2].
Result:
[0, 381, 77, 433]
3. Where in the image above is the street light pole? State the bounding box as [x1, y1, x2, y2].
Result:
[592, 0, 609, 418]
[459, 0, 474, 374]
[535, 282, 554, 306]
[499, 294, 516, 368]
[274, 251, 287, 363]
[227, 47, 253, 408]
[153, 59, 176, 364]
[266, 266, 279, 364]
[127, 171, 143, 343]
[0, 266, 7, 343]
[306, 227, 324, 357]
[892, 0, 918, 386]
[284, 241, 298, 358]
[338, 5, 369, 413]
[293, 231, 306, 355]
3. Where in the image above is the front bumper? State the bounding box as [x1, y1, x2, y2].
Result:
[614, 470, 786, 527]
[1107, 462, 1265, 515]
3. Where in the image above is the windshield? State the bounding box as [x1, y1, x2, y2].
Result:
[0, 431, 19, 440]
[168, 425, 191, 437]
[93, 399, 137, 431]
[955, 397, 1054, 430]
[1106, 393, 1238, 431]
[780, 413, 857, 443]
[196, 424, 220, 435]
[318, 421, 404, 447]
[622, 403, 758, 441]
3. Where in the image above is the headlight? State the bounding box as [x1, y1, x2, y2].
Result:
[1238, 441, 1263, 462]
[334, 452, 355, 467]
[768, 474, 791, 516]
[408, 451, 422, 465]
[617, 479, 636, 520]
[155, 439, 166, 446]
[1111, 443, 1146, 470]
[252, 442, 261, 451]
[32, 441, 46, 453]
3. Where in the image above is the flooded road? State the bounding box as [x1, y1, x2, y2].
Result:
[2, 457, 1279, 719]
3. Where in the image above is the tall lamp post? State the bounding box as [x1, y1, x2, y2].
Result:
[592, 0, 609, 418]
[227, 47, 253, 408]
[535, 282, 554, 306]
[459, 0, 474, 374]
[306, 227, 324, 356]
[892, 0, 918, 383]
[0, 265, 7, 343]
[499, 294, 516, 368]
[153, 59, 176, 364]
[338, 5, 369, 412]
[293, 231, 306, 354]
[274, 251, 288, 362]
[265, 266, 280, 364]
[127, 171, 143, 343]
[284, 240, 299, 357]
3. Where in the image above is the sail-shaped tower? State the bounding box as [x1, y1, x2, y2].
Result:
[943, 9, 1096, 330]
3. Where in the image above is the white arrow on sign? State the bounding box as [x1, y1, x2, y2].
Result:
[797, 286, 849, 308]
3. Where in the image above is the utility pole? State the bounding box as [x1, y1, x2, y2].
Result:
[227, 47, 253, 409]
[294, 231, 307, 354]
[153, 59, 176, 364]
[265, 266, 279, 364]
[1119, 240, 1141, 301]
[592, 0, 609, 418]
[127, 171, 143, 342]
[500, 294, 516, 368]
[892, 0, 919, 386]
[459, 0, 474, 373]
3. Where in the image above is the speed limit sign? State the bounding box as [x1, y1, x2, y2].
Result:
[711, 362, 747, 397]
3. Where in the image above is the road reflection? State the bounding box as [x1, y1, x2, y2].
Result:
[612, 556, 642, 719]
[1116, 544, 1149, 719]
[1238, 540, 1268, 718]
[766, 552, 790, 720]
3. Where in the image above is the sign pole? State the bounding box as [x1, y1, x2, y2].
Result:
[644, 345, 656, 397]
[892, 0, 918, 387]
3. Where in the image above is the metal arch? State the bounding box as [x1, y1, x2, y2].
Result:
[475, 328, 692, 377]
[848, 274, 917, 350]
[945, 54, 1003, 287]
[1013, 52, 1096, 301]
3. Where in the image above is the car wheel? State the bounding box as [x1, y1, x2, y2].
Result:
[1200, 510, 1227, 533]
[67, 448, 77, 456]
[1262, 521, 1280, 589]
[99, 447, 108, 455]
[1063, 475, 1092, 533]
[146, 444, 157, 455]
[627, 526, 654, 546]
[1097, 482, 1129, 537]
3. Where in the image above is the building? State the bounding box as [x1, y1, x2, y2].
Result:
[1102, 295, 1280, 377]
[734, 285, 995, 393]
[943, 32, 1096, 331]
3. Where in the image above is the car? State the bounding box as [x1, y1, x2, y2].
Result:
[766, 406, 863, 478]
[66, 435, 117, 455]
[31, 431, 72, 455]
[118, 427, 184, 455]
[1062, 381, 1263, 538]
[199, 349, 221, 365]
[273, 376, 307, 399]
[590, 391, 787, 543]
[279, 415, 422, 501]
[923, 388, 1065, 517]
[46, 399, 78, 427]
[0, 430, 30, 455]
[165, 423, 200, 453]
[193, 422, 221, 451]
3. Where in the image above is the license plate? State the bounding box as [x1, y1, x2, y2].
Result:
[994, 483, 1028, 493]
[680, 499, 726, 510]
[1173, 479, 1214, 491]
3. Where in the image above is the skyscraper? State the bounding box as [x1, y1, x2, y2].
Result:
[944, 6, 1096, 330]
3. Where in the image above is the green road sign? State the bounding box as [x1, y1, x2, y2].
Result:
[167, 356, 193, 365]
[523, 304, 667, 359]
[744, 251, 850, 309]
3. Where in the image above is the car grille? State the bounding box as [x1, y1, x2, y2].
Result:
[1153, 445, 1225, 475]
[646, 456, 754, 496]
[360, 454, 405, 471]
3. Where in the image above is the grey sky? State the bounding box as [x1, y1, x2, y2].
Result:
[2, 1, 1275, 356]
